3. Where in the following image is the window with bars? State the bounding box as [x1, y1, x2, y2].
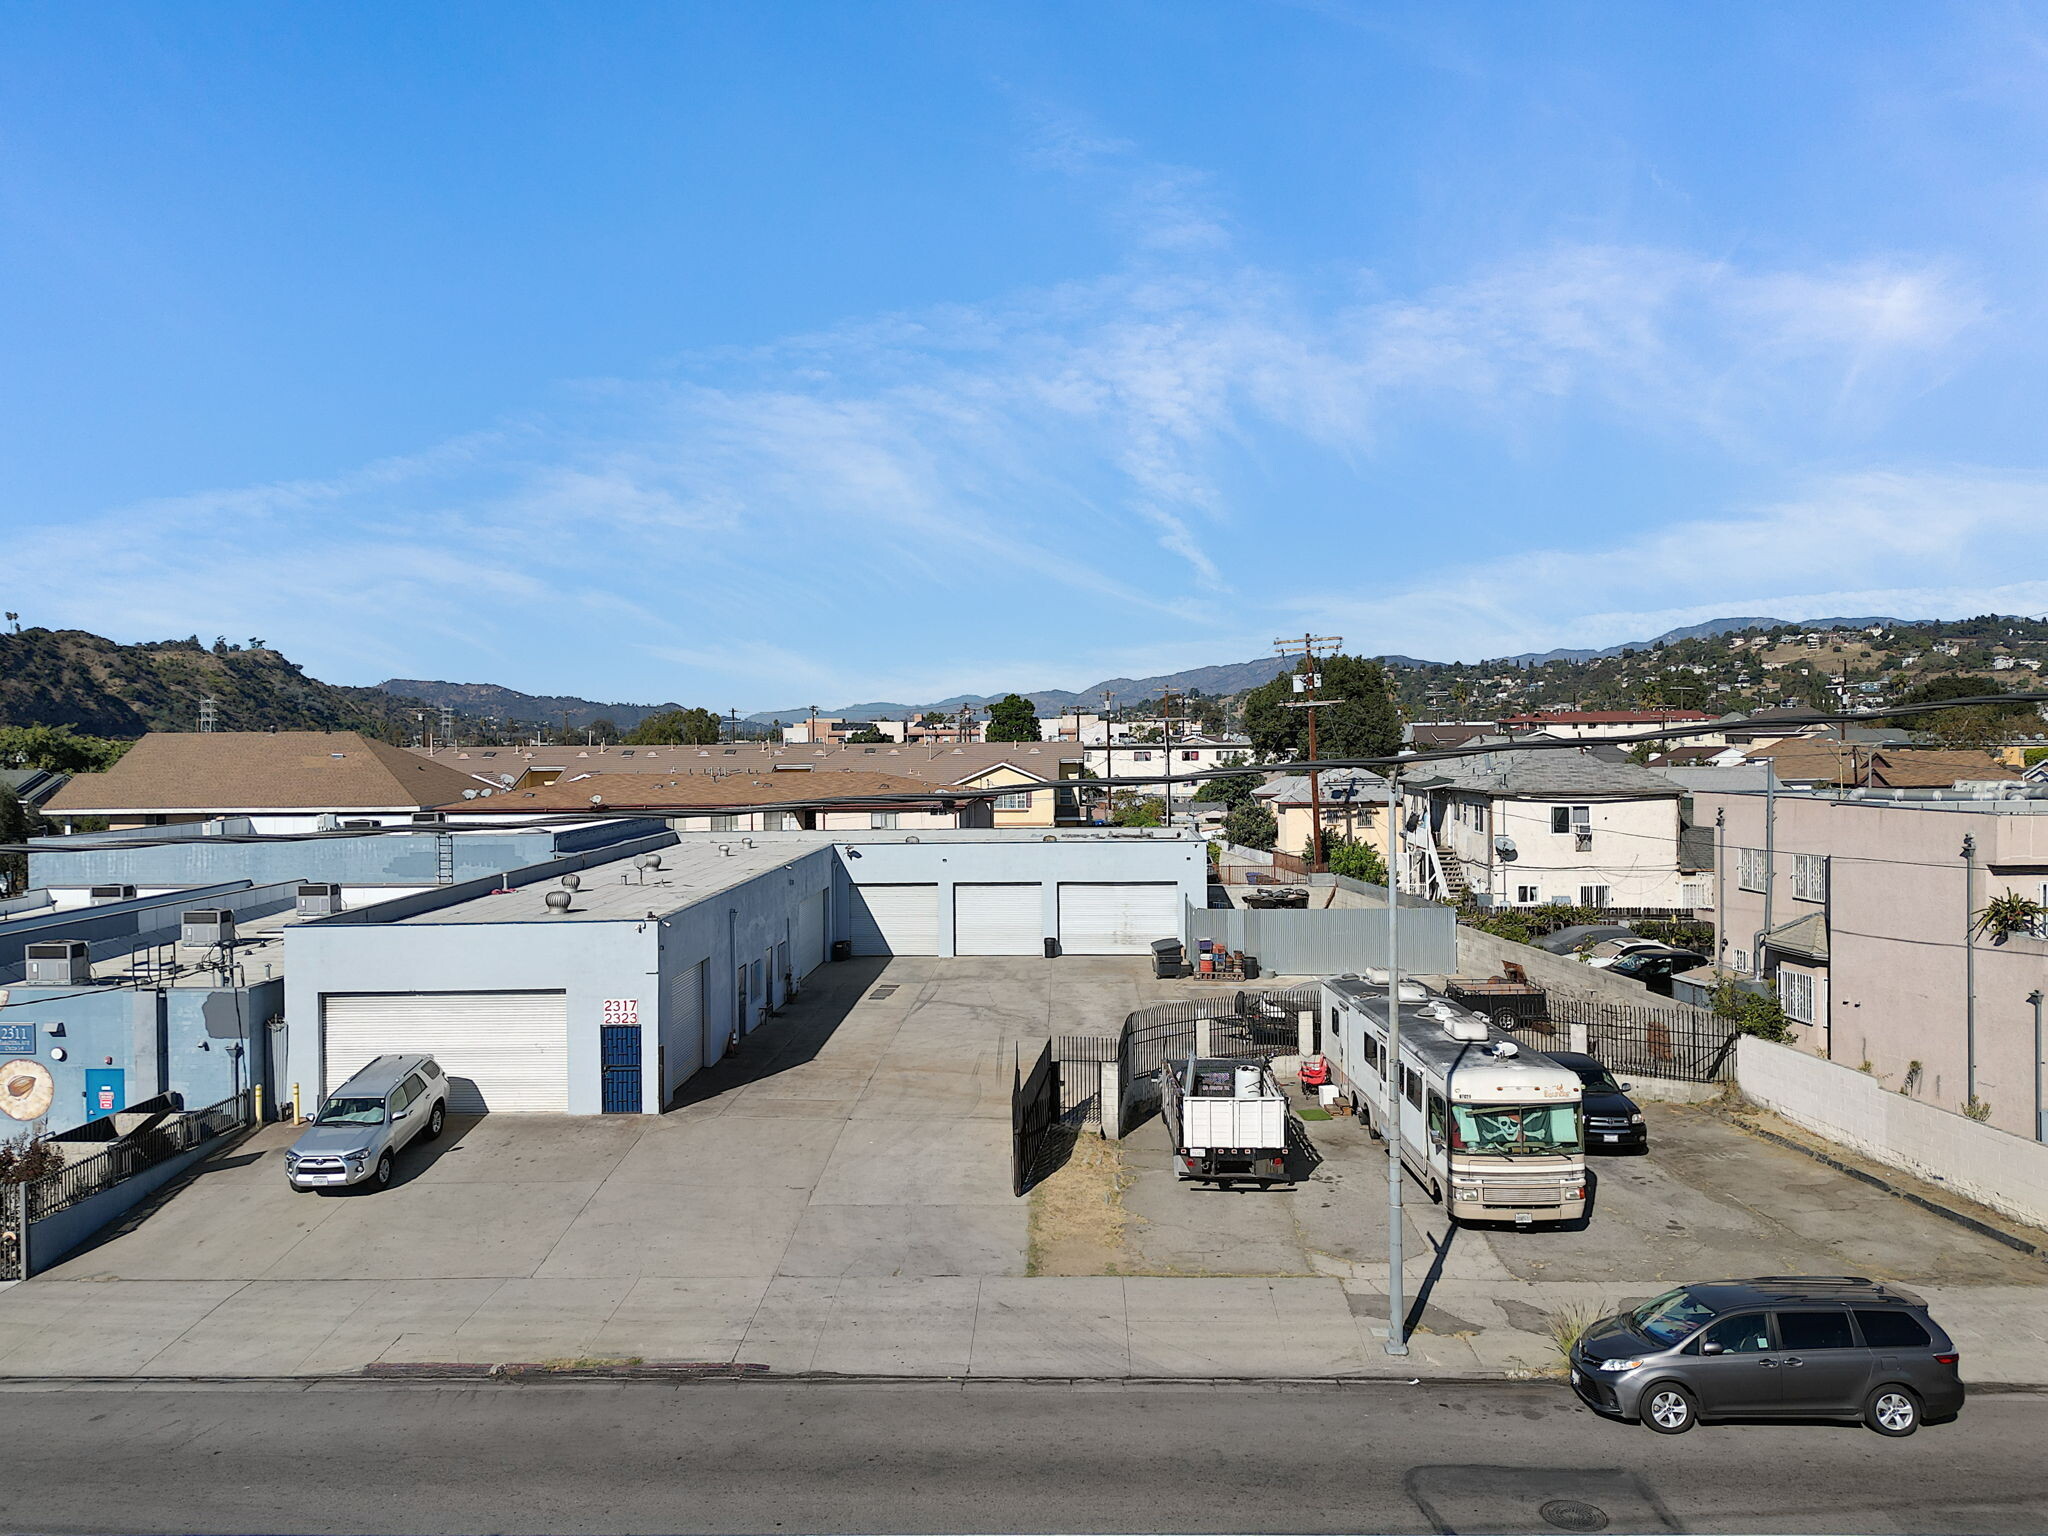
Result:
[1578, 884, 1611, 908]
[1792, 853, 1828, 902]
[1738, 847, 1768, 893]
[1779, 968, 1817, 1024]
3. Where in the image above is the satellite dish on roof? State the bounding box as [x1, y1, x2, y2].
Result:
[463, 789, 478, 799]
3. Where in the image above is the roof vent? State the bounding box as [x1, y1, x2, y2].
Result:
[1441, 1015, 1488, 1043]
[544, 889, 573, 914]
[560, 873, 582, 891]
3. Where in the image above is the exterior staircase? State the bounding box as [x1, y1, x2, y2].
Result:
[1432, 838, 1470, 904]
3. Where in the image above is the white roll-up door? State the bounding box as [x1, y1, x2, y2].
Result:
[322, 991, 568, 1114]
[1056, 883, 1182, 955]
[954, 883, 1043, 955]
[795, 891, 827, 976]
[665, 961, 705, 1096]
[849, 883, 939, 955]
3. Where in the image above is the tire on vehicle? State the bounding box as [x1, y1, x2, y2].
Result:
[1864, 1384, 1920, 1437]
[424, 1101, 446, 1140]
[374, 1151, 394, 1188]
[1640, 1382, 1698, 1434]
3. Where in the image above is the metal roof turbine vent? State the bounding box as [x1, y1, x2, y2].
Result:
[559, 873, 582, 890]
[544, 889, 574, 914]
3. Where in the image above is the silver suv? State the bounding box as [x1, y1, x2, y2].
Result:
[285, 1055, 449, 1192]
[1571, 1276, 1963, 1436]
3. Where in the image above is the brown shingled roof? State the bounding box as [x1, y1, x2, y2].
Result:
[440, 770, 956, 813]
[43, 731, 486, 813]
[1746, 740, 2020, 787]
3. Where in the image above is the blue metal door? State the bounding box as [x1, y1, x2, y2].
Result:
[84, 1067, 124, 1122]
[600, 1025, 642, 1114]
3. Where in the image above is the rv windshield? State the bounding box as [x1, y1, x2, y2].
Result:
[1449, 1103, 1581, 1156]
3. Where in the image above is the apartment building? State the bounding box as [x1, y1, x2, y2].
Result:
[1693, 782, 2048, 1139]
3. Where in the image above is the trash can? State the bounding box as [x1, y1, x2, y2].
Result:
[830, 939, 852, 962]
[1149, 937, 1184, 979]
[1043, 935, 1061, 959]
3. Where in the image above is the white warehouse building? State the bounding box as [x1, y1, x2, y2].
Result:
[283, 827, 1203, 1117]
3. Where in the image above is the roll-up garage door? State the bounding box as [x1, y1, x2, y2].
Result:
[953, 883, 1043, 955]
[322, 991, 568, 1114]
[849, 884, 938, 955]
[665, 961, 705, 1097]
[1056, 883, 1182, 955]
[795, 891, 827, 976]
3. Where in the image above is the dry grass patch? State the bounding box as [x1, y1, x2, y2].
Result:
[1027, 1132, 1136, 1276]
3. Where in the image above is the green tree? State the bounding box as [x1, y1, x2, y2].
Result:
[587, 717, 621, 741]
[984, 693, 1042, 743]
[1192, 753, 1261, 810]
[0, 785, 37, 896]
[1241, 655, 1401, 762]
[1894, 674, 2039, 749]
[1324, 832, 1387, 886]
[1710, 978, 1796, 1044]
[1109, 791, 1165, 827]
[845, 727, 889, 744]
[623, 707, 721, 745]
[0, 724, 131, 774]
[1221, 801, 1276, 850]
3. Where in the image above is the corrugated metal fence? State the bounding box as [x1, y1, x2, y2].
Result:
[1184, 901, 1459, 977]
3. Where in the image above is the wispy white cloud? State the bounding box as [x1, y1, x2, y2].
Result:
[14, 211, 1994, 702]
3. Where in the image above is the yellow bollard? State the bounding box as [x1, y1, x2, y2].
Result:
[291, 1082, 302, 1125]
[253, 1084, 264, 1125]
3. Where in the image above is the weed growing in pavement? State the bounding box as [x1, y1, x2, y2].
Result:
[1543, 1302, 1601, 1366]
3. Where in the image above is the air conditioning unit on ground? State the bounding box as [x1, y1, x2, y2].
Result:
[88, 884, 137, 904]
[296, 883, 344, 917]
[180, 909, 236, 949]
[25, 939, 91, 986]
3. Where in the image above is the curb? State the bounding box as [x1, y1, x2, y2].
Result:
[1719, 1111, 2048, 1264]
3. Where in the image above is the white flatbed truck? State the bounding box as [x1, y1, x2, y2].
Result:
[1160, 1056, 1292, 1188]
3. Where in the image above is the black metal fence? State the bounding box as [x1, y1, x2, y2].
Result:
[1114, 986, 1321, 1136]
[1496, 995, 1739, 1084]
[25, 1089, 253, 1222]
[1011, 1041, 1060, 1197]
[1053, 1035, 1118, 1127]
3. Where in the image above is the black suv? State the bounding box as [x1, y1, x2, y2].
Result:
[1571, 1276, 1963, 1435]
[1608, 947, 1708, 997]
[1548, 1050, 1646, 1152]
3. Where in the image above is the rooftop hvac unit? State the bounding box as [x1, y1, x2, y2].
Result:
[88, 884, 137, 905]
[180, 909, 236, 950]
[296, 882, 344, 917]
[341, 819, 378, 830]
[410, 811, 447, 824]
[25, 939, 91, 986]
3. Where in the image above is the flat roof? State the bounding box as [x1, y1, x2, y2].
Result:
[394, 839, 811, 925]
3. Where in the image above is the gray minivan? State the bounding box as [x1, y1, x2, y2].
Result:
[285, 1055, 449, 1192]
[1571, 1276, 1963, 1436]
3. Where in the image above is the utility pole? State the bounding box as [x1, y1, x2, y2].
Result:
[1384, 758, 1408, 1357]
[1157, 684, 1180, 831]
[1275, 635, 1342, 869]
[807, 704, 819, 744]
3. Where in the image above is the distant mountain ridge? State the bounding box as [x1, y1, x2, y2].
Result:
[374, 616, 1914, 728]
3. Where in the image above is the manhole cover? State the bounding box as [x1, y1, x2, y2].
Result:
[1540, 1499, 1610, 1532]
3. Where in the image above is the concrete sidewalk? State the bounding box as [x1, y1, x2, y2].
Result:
[1, 1271, 2043, 1383]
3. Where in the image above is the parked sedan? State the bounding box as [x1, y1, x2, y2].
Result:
[1532, 923, 1636, 956]
[1608, 947, 1709, 997]
[1578, 937, 1668, 970]
[1548, 1050, 1646, 1152]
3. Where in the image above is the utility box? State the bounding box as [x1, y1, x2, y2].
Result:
[296, 882, 344, 917]
[180, 909, 236, 950]
[24, 939, 91, 986]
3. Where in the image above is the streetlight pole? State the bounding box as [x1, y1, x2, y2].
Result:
[1384, 760, 1408, 1357]
[1963, 834, 1977, 1109]
[2032, 989, 2045, 1143]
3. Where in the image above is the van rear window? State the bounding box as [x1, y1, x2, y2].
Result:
[1855, 1310, 1931, 1348]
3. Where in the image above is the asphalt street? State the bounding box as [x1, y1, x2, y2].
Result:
[1, 1380, 2043, 1535]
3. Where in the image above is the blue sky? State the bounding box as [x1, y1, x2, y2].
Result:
[7, 2, 2048, 710]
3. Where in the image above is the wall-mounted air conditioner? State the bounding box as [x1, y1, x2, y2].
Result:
[88, 884, 137, 905]
[296, 883, 344, 917]
[180, 909, 236, 949]
[25, 939, 91, 986]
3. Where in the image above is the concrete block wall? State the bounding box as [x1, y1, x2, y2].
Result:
[1452, 925, 1685, 1008]
[1736, 1035, 2048, 1231]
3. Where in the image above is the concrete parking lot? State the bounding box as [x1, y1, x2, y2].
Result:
[2, 955, 2045, 1380]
